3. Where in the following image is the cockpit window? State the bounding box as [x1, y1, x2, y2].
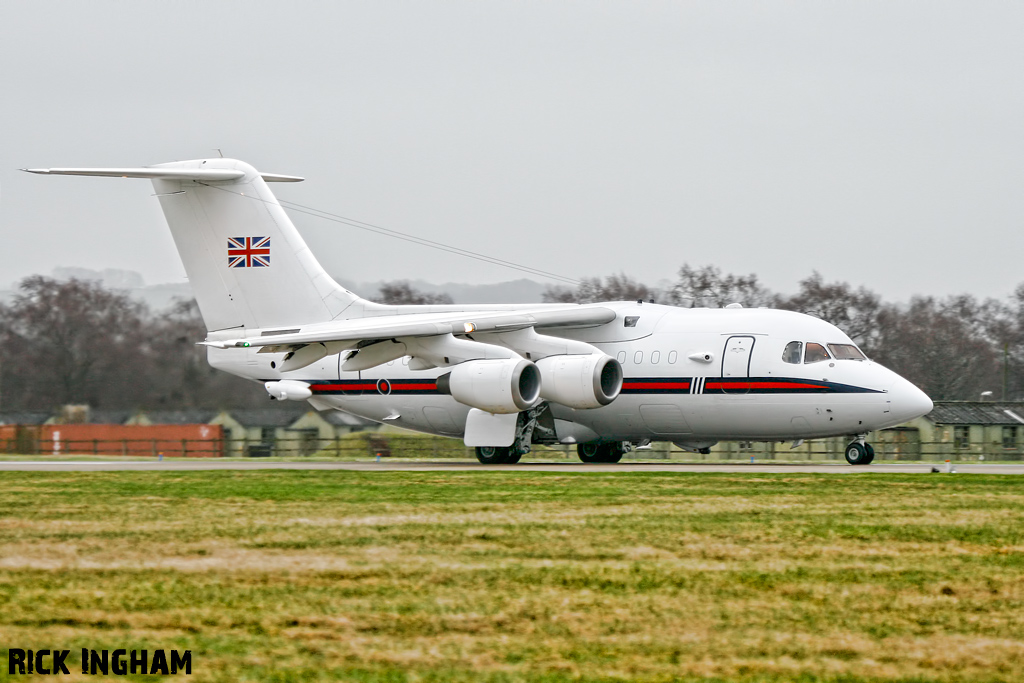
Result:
[804, 343, 830, 364]
[782, 341, 803, 364]
[828, 343, 866, 360]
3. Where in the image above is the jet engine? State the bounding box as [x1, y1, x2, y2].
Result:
[436, 358, 542, 414]
[535, 354, 622, 409]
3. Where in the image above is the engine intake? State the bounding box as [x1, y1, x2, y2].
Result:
[535, 354, 622, 409]
[436, 358, 541, 414]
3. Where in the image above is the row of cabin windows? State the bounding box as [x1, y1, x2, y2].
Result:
[782, 341, 865, 365]
[616, 350, 678, 365]
[954, 425, 1019, 449]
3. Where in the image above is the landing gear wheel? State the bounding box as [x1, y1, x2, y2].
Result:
[504, 449, 523, 464]
[601, 444, 625, 463]
[863, 443, 875, 464]
[845, 442, 870, 465]
[576, 443, 626, 464]
[577, 443, 604, 463]
[476, 446, 512, 465]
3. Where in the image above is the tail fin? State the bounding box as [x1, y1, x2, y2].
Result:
[151, 159, 364, 331]
[28, 159, 364, 331]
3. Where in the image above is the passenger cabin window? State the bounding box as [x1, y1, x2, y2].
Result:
[624, 316, 640, 328]
[828, 344, 866, 360]
[668, 351, 677, 364]
[634, 351, 643, 364]
[617, 351, 627, 364]
[782, 341, 803, 364]
[651, 351, 660, 364]
[804, 343, 830, 364]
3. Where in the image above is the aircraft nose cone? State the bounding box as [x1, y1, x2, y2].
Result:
[890, 378, 933, 422]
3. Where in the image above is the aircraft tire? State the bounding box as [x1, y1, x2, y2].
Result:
[577, 443, 623, 464]
[601, 444, 624, 464]
[577, 443, 604, 463]
[844, 442, 870, 465]
[504, 449, 523, 464]
[476, 446, 512, 465]
[863, 443, 875, 464]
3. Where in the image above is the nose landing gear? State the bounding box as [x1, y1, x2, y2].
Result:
[844, 435, 875, 465]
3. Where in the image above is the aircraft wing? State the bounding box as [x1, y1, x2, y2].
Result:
[204, 305, 616, 350]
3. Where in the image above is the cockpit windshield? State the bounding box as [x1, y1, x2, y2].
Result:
[828, 343, 866, 360]
[784, 341, 865, 363]
[804, 343, 830, 364]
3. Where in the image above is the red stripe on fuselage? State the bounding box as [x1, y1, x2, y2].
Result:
[310, 383, 378, 391]
[704, 381, 828, 390]
[622, 381, 691, 390]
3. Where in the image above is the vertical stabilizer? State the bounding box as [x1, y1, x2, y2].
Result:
[147, 159, 360, 331]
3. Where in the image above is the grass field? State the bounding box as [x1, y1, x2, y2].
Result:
[0, 471, 1021, 682]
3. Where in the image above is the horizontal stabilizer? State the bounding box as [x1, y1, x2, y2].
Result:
[23, 167, 245, 181]
[22, 168, 304, 183]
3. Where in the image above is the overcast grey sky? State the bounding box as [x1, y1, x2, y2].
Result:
[2, 2, 1022, 301]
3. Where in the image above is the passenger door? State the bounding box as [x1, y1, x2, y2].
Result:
[721, 336, 755, 394]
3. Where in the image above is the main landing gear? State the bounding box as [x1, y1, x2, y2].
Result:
[577, 442, 630, 464]
[844, 435, 875, 465]
[474, 408, 545, 465]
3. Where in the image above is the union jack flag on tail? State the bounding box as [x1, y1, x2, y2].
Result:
[228, 236, 271, 268]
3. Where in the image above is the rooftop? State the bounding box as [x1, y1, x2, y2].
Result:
[928, 402, 1024, 426]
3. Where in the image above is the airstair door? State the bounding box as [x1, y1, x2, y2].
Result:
[721, 336, 755, 394]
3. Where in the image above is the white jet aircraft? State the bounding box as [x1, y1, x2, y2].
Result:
[26, 158, 933, 465]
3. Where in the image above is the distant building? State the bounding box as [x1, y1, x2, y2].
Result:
[211, 407, 373, 457]
[895, 402, 1024, 461]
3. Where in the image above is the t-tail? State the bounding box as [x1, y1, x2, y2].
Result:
[24, 159, 370, 332]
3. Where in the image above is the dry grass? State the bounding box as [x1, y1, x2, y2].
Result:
[0, 472, 1022, 682]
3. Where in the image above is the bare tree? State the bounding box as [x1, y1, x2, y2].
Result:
[373, 281, 453, 305]
[667, 264, 774, 308]
[873, 296, 999, 401]
[542, 273, 656, 304]
[145, 298, 267, 409]
[0, 276, 147, 409]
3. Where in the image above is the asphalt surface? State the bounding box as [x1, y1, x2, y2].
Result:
[0, 460, 1020, 474]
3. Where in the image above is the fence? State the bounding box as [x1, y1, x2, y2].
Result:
[1, 426, 1022, 461]
[1, 436, 224, 457]
[0, 424, 225, 458]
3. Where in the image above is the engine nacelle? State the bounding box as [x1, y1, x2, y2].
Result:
[535, 354, 622, 409]
[436, 358, 541, 414]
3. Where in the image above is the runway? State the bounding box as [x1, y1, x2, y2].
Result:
[0, 460, 1021, 474]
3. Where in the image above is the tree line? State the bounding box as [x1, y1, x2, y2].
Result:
[0, 277, 454, 412]
[0, 267, 1020, 412]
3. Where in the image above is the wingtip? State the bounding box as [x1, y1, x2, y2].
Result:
[22, 168, 49, 174]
